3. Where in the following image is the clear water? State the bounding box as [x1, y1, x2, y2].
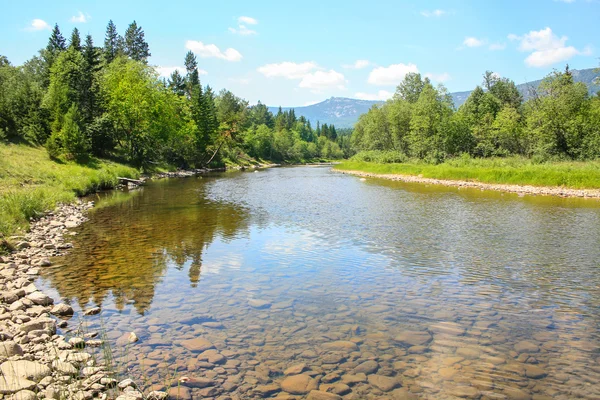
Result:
[38, 166, 600, 399]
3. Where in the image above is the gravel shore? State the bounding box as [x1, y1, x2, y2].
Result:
[335, 169, 600, 199]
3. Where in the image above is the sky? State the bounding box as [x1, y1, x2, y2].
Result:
[1, 0, 599, 107]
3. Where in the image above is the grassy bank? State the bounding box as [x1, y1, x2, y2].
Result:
[334, 157, 600, 189]
[0, 143, 139, 238]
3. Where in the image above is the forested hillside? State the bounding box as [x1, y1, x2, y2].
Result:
[351, 69, 600, 163]
[0, 21, 347, 170]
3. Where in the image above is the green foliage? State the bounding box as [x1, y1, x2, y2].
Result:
[350, 66, 600, 163]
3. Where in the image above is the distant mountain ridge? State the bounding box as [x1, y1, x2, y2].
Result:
[268, 67, 600, 129]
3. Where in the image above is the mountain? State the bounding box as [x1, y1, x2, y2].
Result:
[268, 67, 600, 129]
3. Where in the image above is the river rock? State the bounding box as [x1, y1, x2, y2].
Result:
[26, 291, 53, 306]
[322, 341, 358, 352]
[319, 383, 351, 395]
[514, 341, 539, 353]
[181, 337, 214, 352]
[284, 363, 307, 375]
[1, 360, 51, 382]
[367, 374, 399, 392]
[179, 376, 215, 388]
[281, 374, 318, 394]
[20, 318, 55, 334]
[341, 373, 367, 385]
[248, 299, 271, 309]
[83, 307, 101, 316]
[524, 364, 547, 379]
[0, 375, 36, 395]
[253, 384, 280, 397]
[51, 360, 77, 375]
[9, 389, 37, 400]
[503, 386, 532, 400]
[167, 386, 191, 400]
[394, 331, 432, 346]
[449, 386, 480, 398]
[354, 360, 379, 374]
[306, 390, 342, 400]
[50, 303, 74, 317]
[0, 341, 23, 357]
[146, 391, 168, 400]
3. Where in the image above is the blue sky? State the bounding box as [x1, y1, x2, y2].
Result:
[1, 0, 598, 106]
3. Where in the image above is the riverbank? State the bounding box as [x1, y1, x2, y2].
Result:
[0, 200, 168, 399]
[334, 159, 600, 198]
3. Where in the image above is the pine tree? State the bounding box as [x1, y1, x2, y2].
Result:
[184, 51, 199, 95]
[69, 28, 81, 52]
[124, 21, 150, 62]
[47, 24, 66, 54]
[81, 35, 100, 122]
[168, 70, 186, 96]
[103, 20, 122, 64]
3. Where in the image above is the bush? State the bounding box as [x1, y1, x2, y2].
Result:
[351, 150, 408, 164]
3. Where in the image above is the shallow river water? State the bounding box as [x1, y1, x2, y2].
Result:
[38, 166, 600, 399]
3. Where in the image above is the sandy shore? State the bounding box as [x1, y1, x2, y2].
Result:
[334, 169, 600, 199]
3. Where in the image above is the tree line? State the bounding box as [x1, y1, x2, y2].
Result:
[351, 68, 600, 163]
[0, 21, 345, 169]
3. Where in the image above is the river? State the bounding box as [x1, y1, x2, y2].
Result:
[38, 166, 600, 399]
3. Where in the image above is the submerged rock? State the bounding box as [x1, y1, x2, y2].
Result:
[281, 374, 318, 394]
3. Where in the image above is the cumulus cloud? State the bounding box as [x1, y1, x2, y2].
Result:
[70, 12, 89, 23]
[421, 9, 446, 17]
[355, 90, 393, 101]
[257, 62, 318, 79]
[238, 16, 258, 25]
[463, 37, 485, 47]
[367, 63, 419, 86]
[185, 40, 243, 62]
[155, 66, 206, 78]
[425, 72, 451, 83]
[509, 27, 591, 67]
[343, 59, 370, 69]
[28, 19, 50, 31]
[230, 16, 258, 35]
[299, 70, 347, 91]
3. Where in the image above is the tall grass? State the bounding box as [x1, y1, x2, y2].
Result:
[335, 153, 600, 189]
[0, 143, 139, 237]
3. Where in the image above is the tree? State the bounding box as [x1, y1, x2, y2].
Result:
[184, 51, 199, 95]
[60, 104, 90, 160]
[124, 21, 150, 62]
[168, 70, 186, 96]
[103, 20, 123, 64]
[395, 73, 429, 103]
[69, 28, 81, 52]
[100, 57, 177, 167]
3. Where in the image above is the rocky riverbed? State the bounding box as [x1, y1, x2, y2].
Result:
[335, 169, 600, 199]
[0, 201, 168, 400]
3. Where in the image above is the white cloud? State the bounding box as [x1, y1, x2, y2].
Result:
[155, 66, 207, 78]
[489, 43, 507, 51]
[343, 59, 370, 69]
[70, 11, 89, 23]
[230, 16, 258, 35]
[425, 72, 451, 83]
[299, 70, 347, 91]
[257, 62, 318, 79]
[509, 27, 591, 67]
[28, 19, 50, 31]
[463, 37, 485, 47]
[185, 40, 243, 62]
[355, 90, 393, 101]
[367, 63, 419, 86]
[421, 9, 446, 17]
[228, 25, 257, 35]
[238, 16, 258, 25]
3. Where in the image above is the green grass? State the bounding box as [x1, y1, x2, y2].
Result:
[0, 143, 139, 238]
[335, 156, 600, 189]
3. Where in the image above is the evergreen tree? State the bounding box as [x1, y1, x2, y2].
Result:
[168, 70, 186, 96]
[69, 28, 81, 52]
[184, 51, 199, 95]
[103, 20, 122, 64]
[47, 24, 67, 54]
[124, 21, 150, 62]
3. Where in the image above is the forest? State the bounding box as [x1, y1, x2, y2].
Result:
[351, 68, 600, 164]
[0, 21, 346, 169]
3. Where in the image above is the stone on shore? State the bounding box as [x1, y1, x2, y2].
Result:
[0, 360, 51, 382]
[0, 341, 23, 358]
[50, 303, 74, 317]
